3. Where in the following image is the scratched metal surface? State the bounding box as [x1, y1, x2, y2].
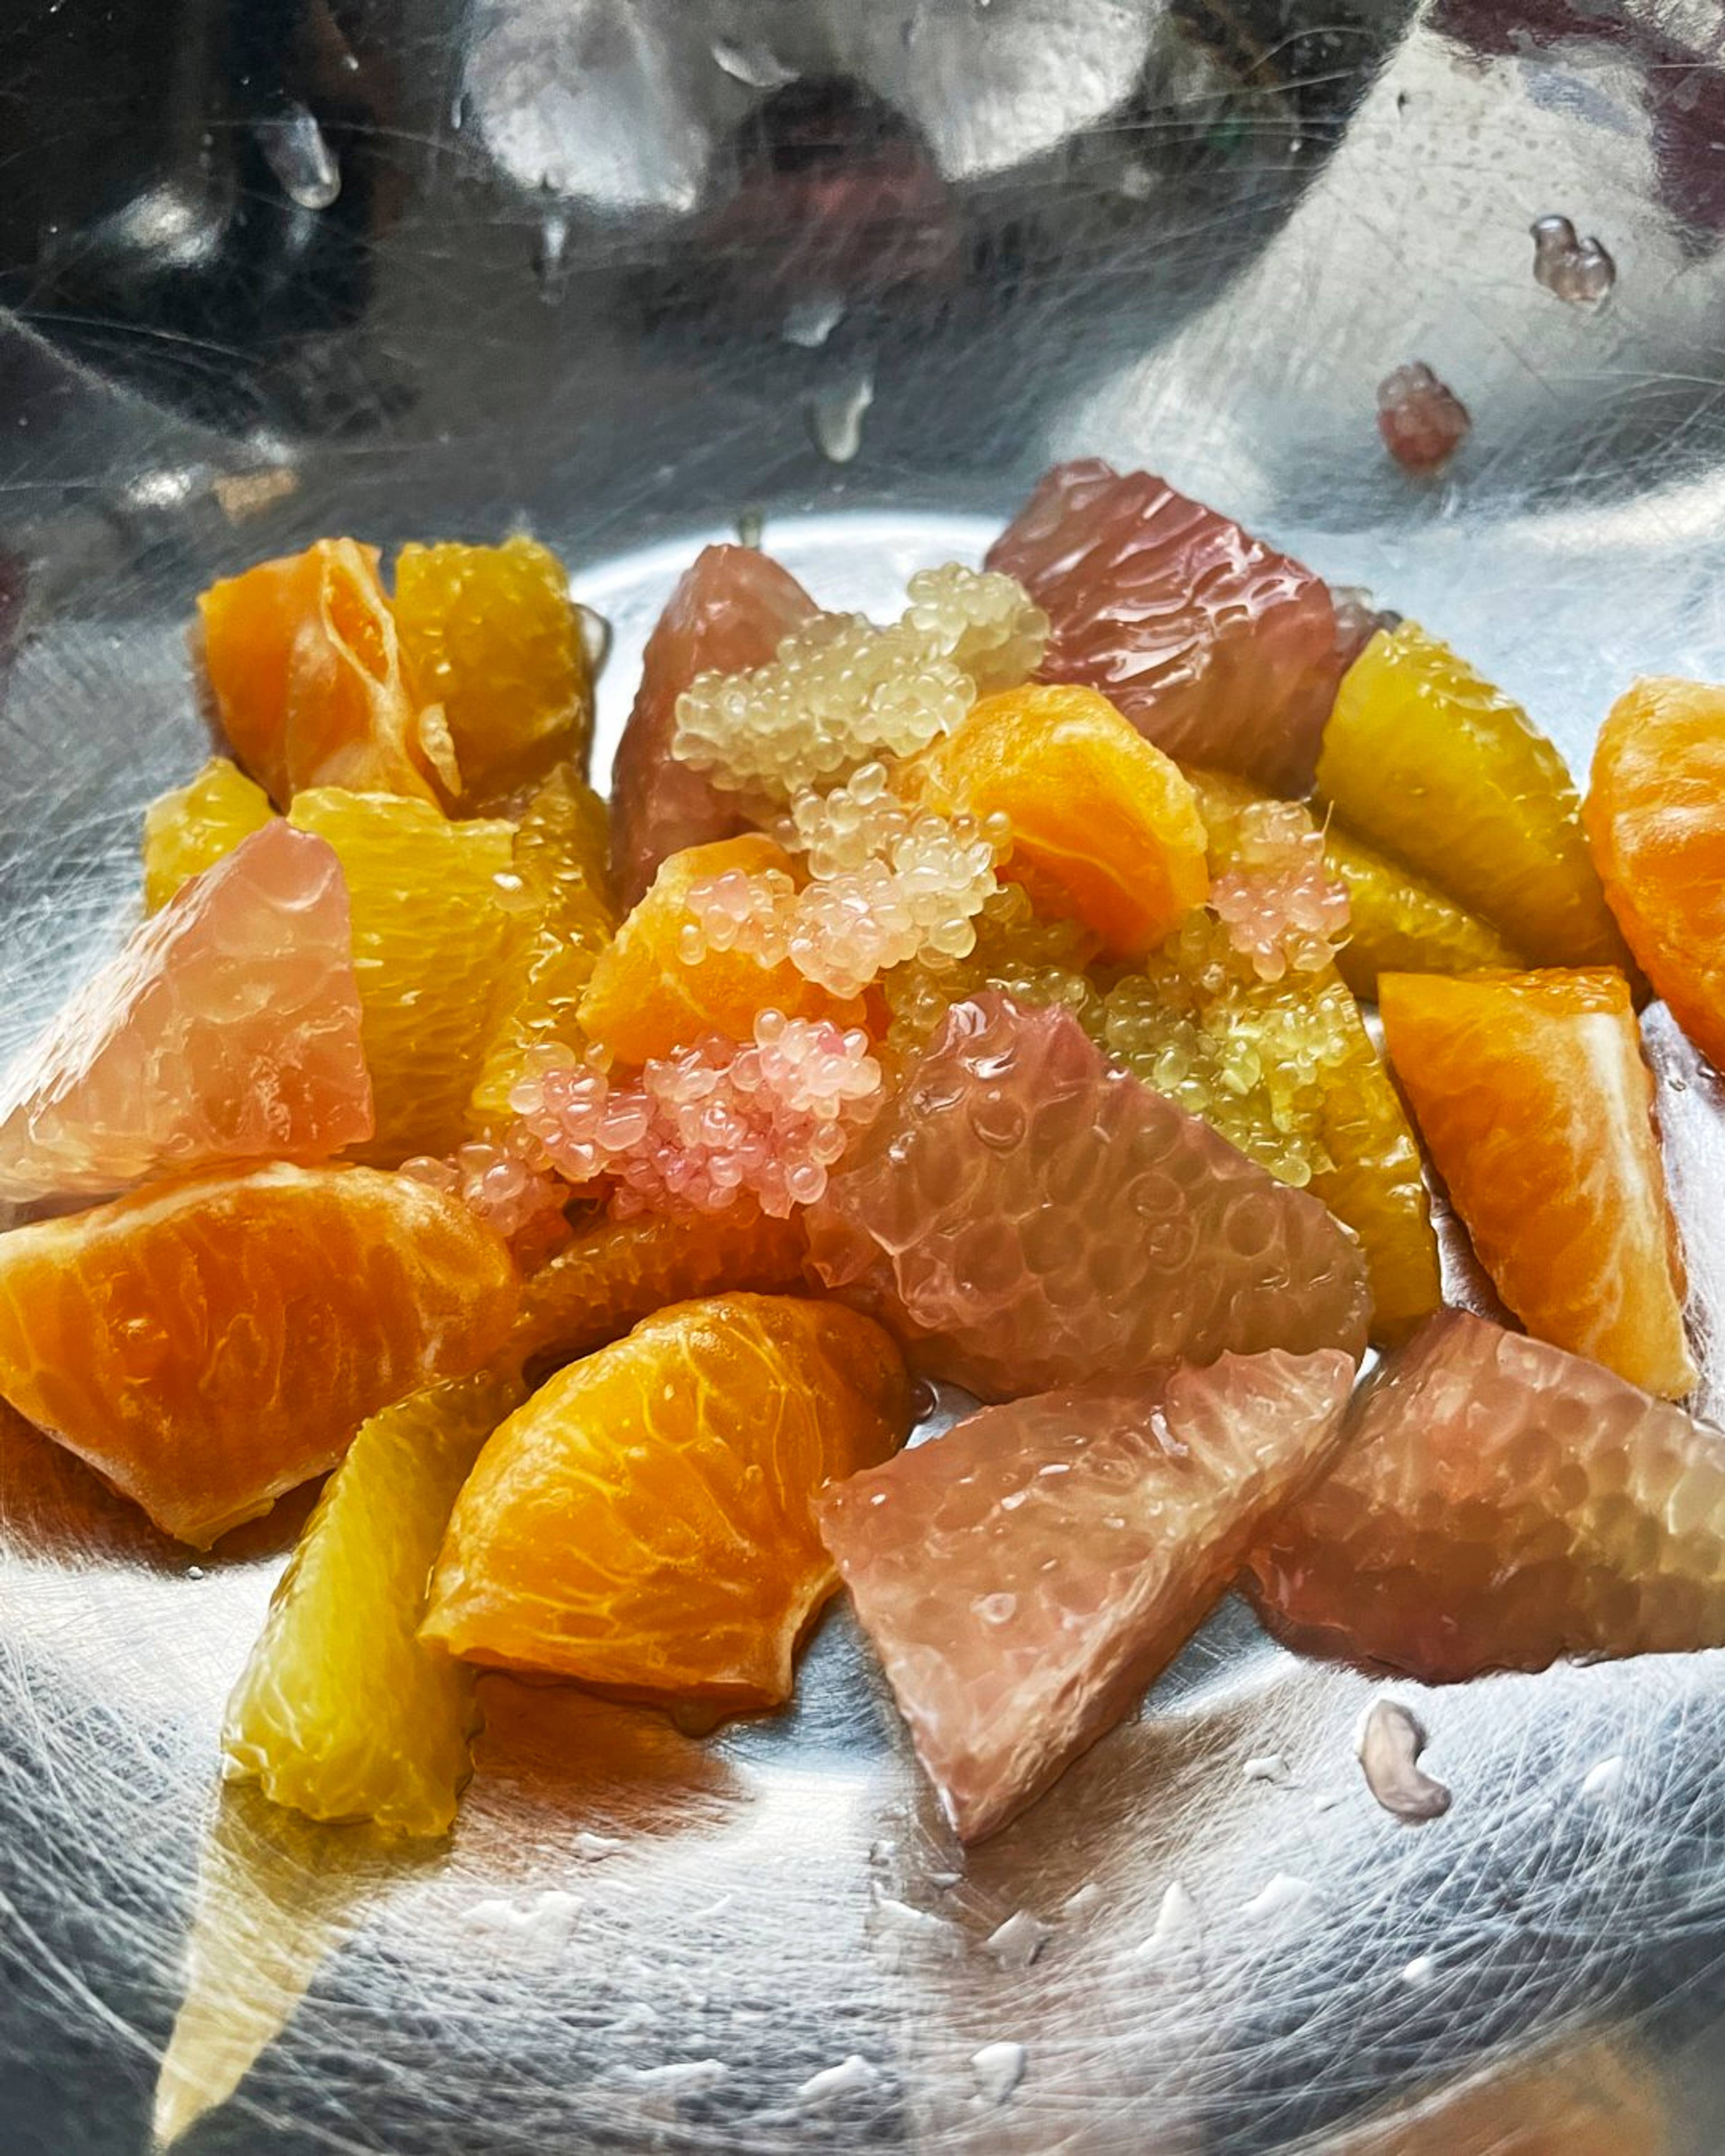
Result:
[5, 0, 1725, 2149]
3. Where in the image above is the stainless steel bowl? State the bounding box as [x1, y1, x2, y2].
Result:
[5, 3, 1725, 2149]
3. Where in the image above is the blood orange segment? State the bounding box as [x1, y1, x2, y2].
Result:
[1585, 676, 1725, 1072]
[287, 789, 518, 1163]
[610, 545, 817, 908]
[195, 539, 446, 808]
[907, 683, 1208, 961]
[223, 1369, 525, 1836]
[142, 757, 275, 914]
[1379, 968, 1694, 1397]
[985, 459, 1339, 795]
[1323, 817, 1522, 999]
[1317, 620, 1628, 969]
[422, 1294, 910, 1710]
[579, 834, 863, 1064]
[1246, 1308, 1725, 1682]
[806, 993, 1370, 1399]
[819, 1351, 1353, 1842]
[0, 822, 372, 1202]
[394, 535, 593, 808]
[0, 1163, 517, 1546]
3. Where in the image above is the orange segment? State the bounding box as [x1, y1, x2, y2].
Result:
[0, 1163, 518, 1546]
[1380, 968, 1694, 1396]
[909, 682, 1207, 961]
[1318, 620, 1628, 969]
[512, 1205, 809, 1370]
[142, 757, 274, 913]
[1586, 676, 1725, 1071]
[422, 1294, 910, 1710]
[223, 1369, 525, 1835]
[579, 835, 862, 1063]
[196, 540, 446, 808]
[287, 789, 518, 1162]
[394, 536, 593, 808]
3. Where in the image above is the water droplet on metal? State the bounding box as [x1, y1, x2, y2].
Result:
[257, 103, 341, 212]
[574, 603, 612, 679]
[807, 365, 874, 465]
[1531, 214, 1615, 305]
[533, 212, 570, 300]
[1580, 1754, 1627, 1803]
[711, 38, 798, 89]
[1241, 1752, 1290, 1785]
[983, 1909, 1050, 1969]
[1401, 1952, 1438, 1987]
[734, 505, 765, 550]
[782, 292, 847, 349]
[1356, 1698, 1452, 1823]
[972, 2041, 1026, 2103]
[1240, 1872, 1319, 1924]
[1134, 1880, 1202, 1966]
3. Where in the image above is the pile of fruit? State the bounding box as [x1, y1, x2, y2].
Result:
[1, 468, 1724, 1864]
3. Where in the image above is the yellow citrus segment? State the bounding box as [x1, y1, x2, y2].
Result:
[142, 758, 276, 914]
[1317, 621, 1628, 969]
[394, 536, 593, 807]
[287, 789, 517, 1163]
[468, 766, 617, 1134]
[423, 1294, 911, 1710]
[1324, 817, 1523, 1000]
[222, 1370, 525, 1836]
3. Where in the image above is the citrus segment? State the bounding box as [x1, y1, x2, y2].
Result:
[394, 535, 593, 808]
[881, 881, 1101, 1060]
[820, 1351, 1353, 1842]
[1324, 817, 1522, 999]
[195, 539, 444, 808]
[512, 1205, 809, 1370]
[985, 459, 1339, 794]
[0, 822, 372, 1202]
[143, 757, 275, 913]
[1317, 620, 1628, 968]
[610, 544, 816, 907]
[908, 683, 1208, 961]
[0, 1162, 517, 1546]
[806, 993, 1370, 1399]
[1247, 1308, 1725, 1681]
[467, 765, 617, 1133]
[223, 1369, 525, 1835]
[287, 789, 517, 1162]
[579, 834, 863, 1064]
[1585, 676, 1725, 1071]
[423, 1294, 911, 1709]
[1379, 968, 1694, 1396]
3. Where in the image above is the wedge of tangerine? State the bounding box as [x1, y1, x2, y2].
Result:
[422, 1294, 910, 1710]
[1379, 968, 1693, 1396]
[0, 822, 372, 1202]
[579, 834, 862, 1064]
[820, 1351, 1353, 1842]
[511, 1204, 809, 1371]
[223, 1368, 525, 1835]
[196, 539, 448, 808]
[287, 788, 518, 1162]
[0, 1162, 517, 1546]
[610, 544, 817, 908]
[1317, 620, 1628, 969]
[142, 757, 274, 914]
[907, 682, 1208, 961]
[1247, 1308, 1725, 1681]
[394, 535, 593, 808]
[1585, 676, 1725, 1072]
[1323, 816, 1522, 999]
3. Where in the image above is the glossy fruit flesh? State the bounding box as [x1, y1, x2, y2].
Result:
[0, 1163, 517, 1546]
[394, 535, 592, 808]
[222, 1369, 525, 1835]
[1585, 676, 1725, 1071]
[908, 682, 1208, 962]
[821, 1350, 1353, 1841]
[578, 833, 862, 1064]
[881, 880, 1100, 1060]
[196, 539, 444, 808]
[806, 993, 1370, 1398]
[609, 545, 817, 908]
[985, 459, 1339, 795]
[1323, 816, 1521, 999]
[1317, 620, 1628, 969]
[1246, 1308, 1725, 1682]
[510, 1204, 809, 1373]
[142, 757, 274, 914]
[422, 1294, 910, 1709]
[0, 823, 372, 1202]
[1379, 968, 1694, 1396]
[287, 789, 518, 1163]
